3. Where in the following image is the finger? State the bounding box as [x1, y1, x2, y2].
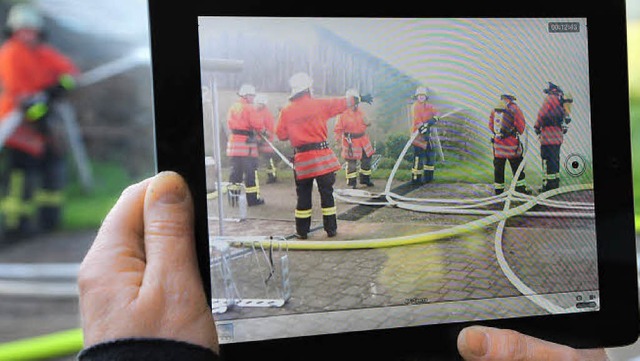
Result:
[79, 177, 151, 285]
[78, 177, 152, 347]
[142, 171, 200, 288]
[457, 326, 608, 361]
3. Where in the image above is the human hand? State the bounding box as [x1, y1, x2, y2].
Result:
[21, 93, 49, 121]
[78, 171, 218, 353]
[418, 123, 430, 134]
[457, 326, 608, 361]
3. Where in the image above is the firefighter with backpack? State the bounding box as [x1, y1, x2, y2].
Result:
[489, 93, 528, 195]
[534, 82, 573, 192]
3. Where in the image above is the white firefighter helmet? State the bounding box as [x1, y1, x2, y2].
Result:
[500, 92, 517, 101]
[415, 86, 429, 97]
[494, 100, 506, 111]
[345, 88, 359, 99]
[6, 4, 44, 31]
[544, 81, 563, 95]
[255, 93, 268, 105]
[238, 84, 256, 97]
[289, 72, 313, 97]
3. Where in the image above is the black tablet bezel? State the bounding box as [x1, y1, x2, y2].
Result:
[147, 0, 638, 358]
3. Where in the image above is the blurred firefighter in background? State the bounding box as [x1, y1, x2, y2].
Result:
[255, 93, 278, 184]
[534, 82, 573, 192]
[410, 86, 440, 185]
[334, 89, 375, 189]
[489, 93, 528, 195]
[277, 73, 372, 239]
[0, 3, 78, 236]
[226, 84, 265, 206]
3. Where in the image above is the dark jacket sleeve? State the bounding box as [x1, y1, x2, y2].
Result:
[77, 338, 221, 361]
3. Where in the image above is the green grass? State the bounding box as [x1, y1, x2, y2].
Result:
[62, 162, 145, 231]
[372, 160, 492, 184]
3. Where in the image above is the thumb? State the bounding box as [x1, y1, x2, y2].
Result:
[143, 171, 200, 285]
[457, 326, 609, 361]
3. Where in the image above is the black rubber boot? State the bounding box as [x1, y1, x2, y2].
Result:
[247, 193, 265, 206]
[412, 174, 423, 185]
[323, 215, 337, 238]
[360, 175, 374, 187]
[295, 217, 311, 239]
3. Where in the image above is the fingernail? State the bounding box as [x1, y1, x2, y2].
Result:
[151, 172, 187, 204]
[463, 327, 489, 358]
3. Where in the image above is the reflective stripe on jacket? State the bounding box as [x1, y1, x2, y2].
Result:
[294, 149, 341, 180]
[538, 126, 564, 145]
[493, 138, 521, 158]
[5, 124, 46, 156]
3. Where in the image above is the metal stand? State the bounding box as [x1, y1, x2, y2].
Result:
[210, 236, 291, 314]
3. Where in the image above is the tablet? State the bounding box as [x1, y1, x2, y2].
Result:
[147, 1, 638, 359]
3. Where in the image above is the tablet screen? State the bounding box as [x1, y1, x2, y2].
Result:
[197, 17, 595, 344]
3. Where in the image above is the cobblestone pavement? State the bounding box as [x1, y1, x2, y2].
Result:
[208, 182, 600, 343]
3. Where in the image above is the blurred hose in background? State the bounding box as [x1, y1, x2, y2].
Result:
[0, 329, 82, 360]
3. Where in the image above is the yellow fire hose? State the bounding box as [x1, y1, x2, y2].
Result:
[230, 183, 593, 251]
[0, 328, 82, 361]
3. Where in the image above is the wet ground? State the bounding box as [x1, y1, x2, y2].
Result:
[206, 178, 600, 343]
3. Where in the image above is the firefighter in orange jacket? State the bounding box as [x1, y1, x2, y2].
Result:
[0, 4, 79, 235]
[334, 89, 375, 189]
[411, 86, 440, 184]
[489, 94, 528, 195]
[255, 94, 277, 184]
[276, 73, 372, 239]
[534, 82, 571, 192]
[226, 84, 265, 206]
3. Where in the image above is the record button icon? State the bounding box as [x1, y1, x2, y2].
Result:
[565, 154, 586, 177]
